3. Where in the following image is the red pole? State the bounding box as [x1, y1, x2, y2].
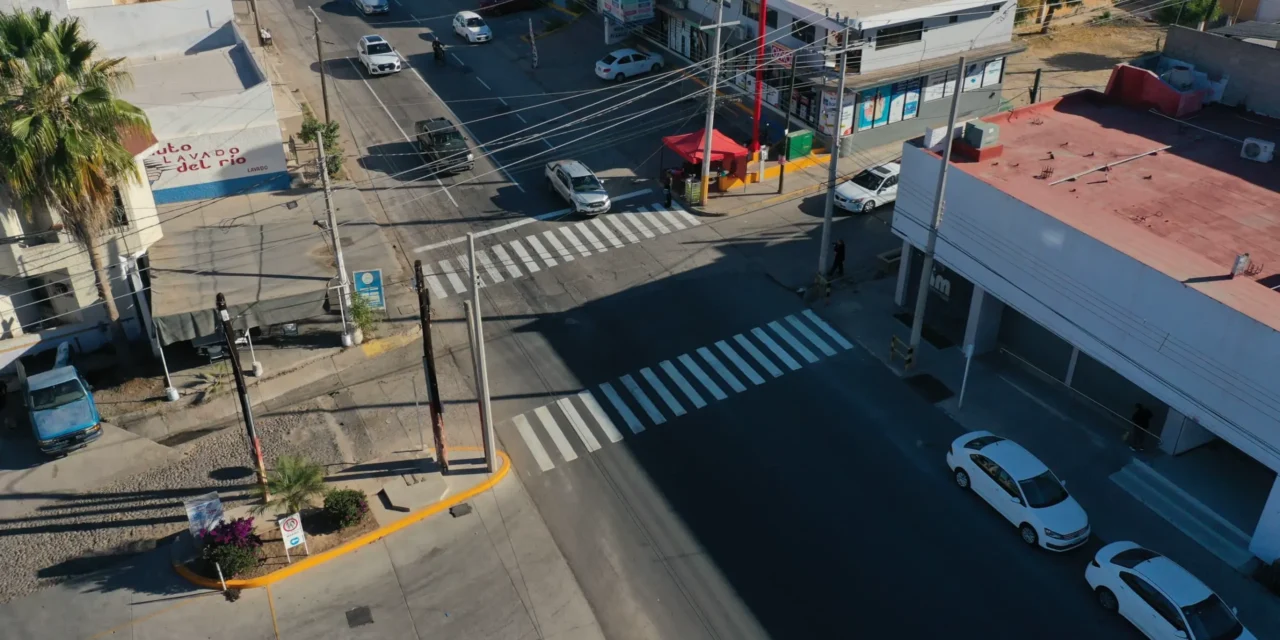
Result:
[751, 0, 767, 154]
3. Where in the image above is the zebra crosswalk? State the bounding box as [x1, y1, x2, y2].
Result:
[503, 310, 854, 473]
[419, 203, 702, 300]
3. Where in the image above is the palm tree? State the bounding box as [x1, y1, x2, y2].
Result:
[258, 455, 327, 516]
[0, 9, 151, 357]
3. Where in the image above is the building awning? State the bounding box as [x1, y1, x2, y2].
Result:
[662, 128, 748, 164]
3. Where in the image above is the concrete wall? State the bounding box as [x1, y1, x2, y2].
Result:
[860, 2, 1015, 73]
[893, 142, 1280, 473]
[1164, 26, 1280, 117]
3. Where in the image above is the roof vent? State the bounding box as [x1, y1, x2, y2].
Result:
[1241, 138, 1275, 163]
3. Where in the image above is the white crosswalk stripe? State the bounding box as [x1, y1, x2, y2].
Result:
[420, 263, 448, 300]
[524, 235, 557, 267]
[768, 321, 818, 364]
[577, 390, 624, 443]
[620, 211, 657, 239]
[752, 327, 801, 371]
[802, 310, 854, 349]
[489, 244, 523, 279]
[637, 209, 670, 235]
[556, 397, 601, 452]
[591, 218, 625, 248]
[621, 374, 665, 425]
[574, 222, 608, 252]
[513, 414, 555, 471]
[456, 255, 483, 289]
[660, 360, 706, 408]
[600, 382, 644, 434]
[715, 341, 765, 385]
[649, 205, 687, 230]
[476, 249, 505, 284]
[543, 230, 575, 261]
[606, 216, 640, 244]
[640, 367, 686, 416]
[670, 204, 701, 227]
[678, 353, 727, 400]
[698, 346, 748, 392]
[508, 239, 541, 273]
[734, 334, 783, 378]
[786, 314, 836, 356]
[560, 227, 592, 257]
[534, 406, 577, 462]
[439, 258, 468, 294]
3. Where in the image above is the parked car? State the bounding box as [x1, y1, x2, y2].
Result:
[545, 160, 610, 215]
[834, 161, 899, 213]
[452, 11, 492, 43]
[357, 35, 401, 76]
[946, 430, 1091, 551]
[351, 0, 389, 15]
[416, 117, 474, 174]
[22, 344, 102, 456]
[479, 0, 540, 16]
[594, 48, 663, 82]
[1086, 541, 1254, 640]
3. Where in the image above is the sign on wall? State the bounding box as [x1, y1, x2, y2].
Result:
[353, 269, 386, 310]
[602, 0, 654, 24]
[144, 125, 290, 203]
[820, 91, 854, 137]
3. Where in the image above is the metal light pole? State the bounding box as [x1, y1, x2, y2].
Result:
[317, 135, 353, 346]
[308, 7, 331, 124]
[466, 235, 497, 473]
[750, 0, 769, 158]
[216, 293, 269, 501]
[908, 57, 967, 356]
[698, 0, 737, 205]
[777, 51, 799, 194]
[816, 25, 852, 284]
[413, 260, 449, 471]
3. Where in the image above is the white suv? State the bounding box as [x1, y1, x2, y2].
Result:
[545, 160, 610, 215]
[357, 35, 401, 76]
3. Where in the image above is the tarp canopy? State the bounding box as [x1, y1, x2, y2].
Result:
[662, 128, 748, 165]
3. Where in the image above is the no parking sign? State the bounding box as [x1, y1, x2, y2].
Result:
[279, 512, 309, 561]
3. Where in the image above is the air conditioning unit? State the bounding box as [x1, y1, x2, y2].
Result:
[1241, 138, 1276, 163]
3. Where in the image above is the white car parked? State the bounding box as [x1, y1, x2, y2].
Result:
[545, 160, 610, 215]
[1086, 541, 1254, 640]
[946, 431, 1091, 551]
[594, 48, 663, 82]
[452, 11, 492, 43]
[834, 162, 899, 213]
[357, 35, 401, 76]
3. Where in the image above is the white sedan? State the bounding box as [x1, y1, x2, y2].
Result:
[452, 11, 491, 43]
[1086, 541, 1254, 640]
[834, 162, 899, 213]
[946, 431, 1091, 551]
[594, 48, 663, 82]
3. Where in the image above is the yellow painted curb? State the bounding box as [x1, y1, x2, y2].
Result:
[174, 448, 511, 590]
[548, 3, 582, 18]
[359, 331, 417, 358]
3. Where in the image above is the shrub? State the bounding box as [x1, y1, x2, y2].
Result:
[300, 104, 344, 178]
[205, 543, 260, 578]
[324, 488, 370, 529]
[349, 292, 380, 335]
[258, 455, 327, 516]
[1155, 0, 1221, 27]
[199, 517, 263, 550]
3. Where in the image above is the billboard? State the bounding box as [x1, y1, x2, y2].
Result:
[602, 0, 654, 24]
[144, 124, 290, 203]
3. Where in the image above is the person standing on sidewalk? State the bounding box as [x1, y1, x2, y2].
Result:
[662, 169, 673, 207]
[827, 239, 846, 279]
[1128, 403, 1153, 451]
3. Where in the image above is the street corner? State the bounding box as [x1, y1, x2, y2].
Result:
[520, 5, 585, 43]
[359, 330, 420, 359]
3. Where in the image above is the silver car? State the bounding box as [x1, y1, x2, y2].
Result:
[352, 0, 389, 15]
[545, 160, 610, 215]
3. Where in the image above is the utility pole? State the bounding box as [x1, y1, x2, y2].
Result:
[1030, 68, 1042, 103]
[908, 57, 967, 357]
[815, 25, 853, 287]
[216, 293, 269, 501]
[750, 0, 769, 163]
[466, 235, 497, 473]
[308, 7, 330, 124]
[249, 0, 264, 46]
[529, 18, 538, 69]
[317, 132, 354, 346]
[777, 51, 799, 194]
[414, 260, 449, 471]
[697, 0, 737, 206]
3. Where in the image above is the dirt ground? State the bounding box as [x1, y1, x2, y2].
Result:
[1004, 19, 1169, 107]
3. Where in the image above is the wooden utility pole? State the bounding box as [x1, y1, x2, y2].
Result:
[308, 7, 331, 123]
[216, 293, 270, 501]
[414, 260, 449, 471]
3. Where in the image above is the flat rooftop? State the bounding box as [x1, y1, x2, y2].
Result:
[956, 93, 1280, 330]
[788, 0, 997, 23]
[122, 43, 261, 107]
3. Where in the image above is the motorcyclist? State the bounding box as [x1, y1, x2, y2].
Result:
[432, 38, 445, 64]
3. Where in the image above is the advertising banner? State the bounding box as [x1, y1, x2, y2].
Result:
[602, 0, 654, 24]
[144, 125, 290, 203]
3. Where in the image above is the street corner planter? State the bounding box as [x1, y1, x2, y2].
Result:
[180, 509, 378, 585]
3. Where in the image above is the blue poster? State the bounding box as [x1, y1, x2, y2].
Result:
[856, 90, 877, 131]
[903, 80, 921, 119]
[873, 85, 893, 127]
[353, 269, 385, 310]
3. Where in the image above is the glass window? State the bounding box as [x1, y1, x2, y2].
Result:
[30, 380, 87, 411]
[791, 21, 816, 44]
[849, 170, 884, 192]
[949, 15, 959, 23]
[970, 454, 996, 478]
[923, 70, 958, 101]
[743, 0, 760, 20]
[570, 174, 602, 192]
[994, 468, 1021, 499]
[1182, 594, 1243, 640]
[617, 55, 632, 64]
[964, 434, 1005, 451]
[601, 54, 618, 65]
[883, 176, 898, 189]
[1111, 547, 1161, 569]
[1121, 574, 1185, 631]
[1018, 471, 1069, 508]
[367, 42, 393, 55]
[465, 17, 485, 27]
[431, 130, 463, 144]
[110, 188, 128, 227]
[875, 21, 923, 49]
[765, 9, 778, 28]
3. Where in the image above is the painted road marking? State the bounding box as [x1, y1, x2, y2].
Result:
[524, 235, 557, 267]
[421, 263, 448, 300]
[753, 327, 802, 371]
[716, 341, 764, 386]
[560, 226, 592, 257]
[513, 414, 555, 471]
[787, 314, 836, 356]
[650, 204, 687, 230]
[600, 382, 644, 434]
[476, 249, 505, 284]
[542, 231, 575, 262]
[591, 218, 624, 247]
[802, 310, 854, 350]
[620, 211, 657, 239]
[439, 258, 468, 294]
[679, 353, 727, 400]
[660, 360, 706, 409]
[534, 406, 577, 462]
[556, 397, 601, 452]
[769, 321, 818, 364]
[640, 367, 686, 417]
[509, 239, 541, 273]
[671, 204, 701, 227]
[639, 209, 670, 235]
[575, 222, 608, 252]
[606, 215, 639, 244]
[476, 76, 492, 90]
[456, 254, 483, 289]
[734, 334, 783, 378]
[621, 374, 665, 425]
[698, 347, 747, 392]
[490, 244, 523, 279]
[578, 390, 624, 443]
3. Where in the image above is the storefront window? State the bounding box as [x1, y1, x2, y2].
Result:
[791, 20, 816, 43]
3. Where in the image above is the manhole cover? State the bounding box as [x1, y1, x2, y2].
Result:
[449, 503, 473, 518]
[346, 605, 374, 628]
[904, 373, 954, 404]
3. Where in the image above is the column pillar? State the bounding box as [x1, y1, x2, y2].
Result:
[963, 285, 1004, 356]
[1157, 407, 1216, 456]
[1250, 474, 1280, 564]
[894, 240, 912, 307]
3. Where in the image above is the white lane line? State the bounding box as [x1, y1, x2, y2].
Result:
[560, 227, 592, 257]
[577, 390, 624, 444]
[516, 113, 528, 123]
[606, 215, 640, 244]
[497, 96, 508, 106]
[660, 360, 706, 409]
[523, 234, 557, 267]
[509, 239, 542, 272]
[716, 341, 765, 385]
[678, 354, 727, 401]
[752, 327, 802, 371]
[456, 254, 483, 289]
[540, 136, 555, 150]
[411, 190, 653, 254]
[513, 414, 555, 472]
[786, 314, 836, 356]
[556, 397, 601, 452]
[534, 406, 577, 462]
[620, 374, 665, 425]
[476, 77, 492, 91]
[769, 321, 818, 364]
[638, 209, 671, 235]
[734, 334, 784, 378]
[542, 231, 575, 262]
[600, 382, 644, 434]
[490, 244, 523, 279]
[475, 249, 505, 284]
[697, 347, 747, 393]
[574, 222, 608, 252]
[650, 204, 687, 230]
[620, 210, 659, 238]
[591, 218, 624, 247]
[439, 258, 468, 294]
[670, 204, 702, 227]
[451, 52, 464, 65]
[801, 310, 854, 350]
[420, 262, 449, 300]
[640, 367, 686, 417]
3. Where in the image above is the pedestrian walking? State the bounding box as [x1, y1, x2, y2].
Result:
[827, 239, 846, 279]
[1128, 403, 1153, 451]
[662, 170, 673, 207]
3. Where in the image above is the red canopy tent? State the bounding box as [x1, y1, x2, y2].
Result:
[661, 128, 748, 165]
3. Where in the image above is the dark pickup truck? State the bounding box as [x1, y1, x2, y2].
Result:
[415, 118, 474, 174]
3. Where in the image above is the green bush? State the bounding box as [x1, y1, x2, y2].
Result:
[324, 488, 370, 529]
[204, 542, 261, 578]
[300, 104, 344, 178]
[258, 455, 327, 516]
[1155, 0, 1221, 27]
[349, 292, 380, 335]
